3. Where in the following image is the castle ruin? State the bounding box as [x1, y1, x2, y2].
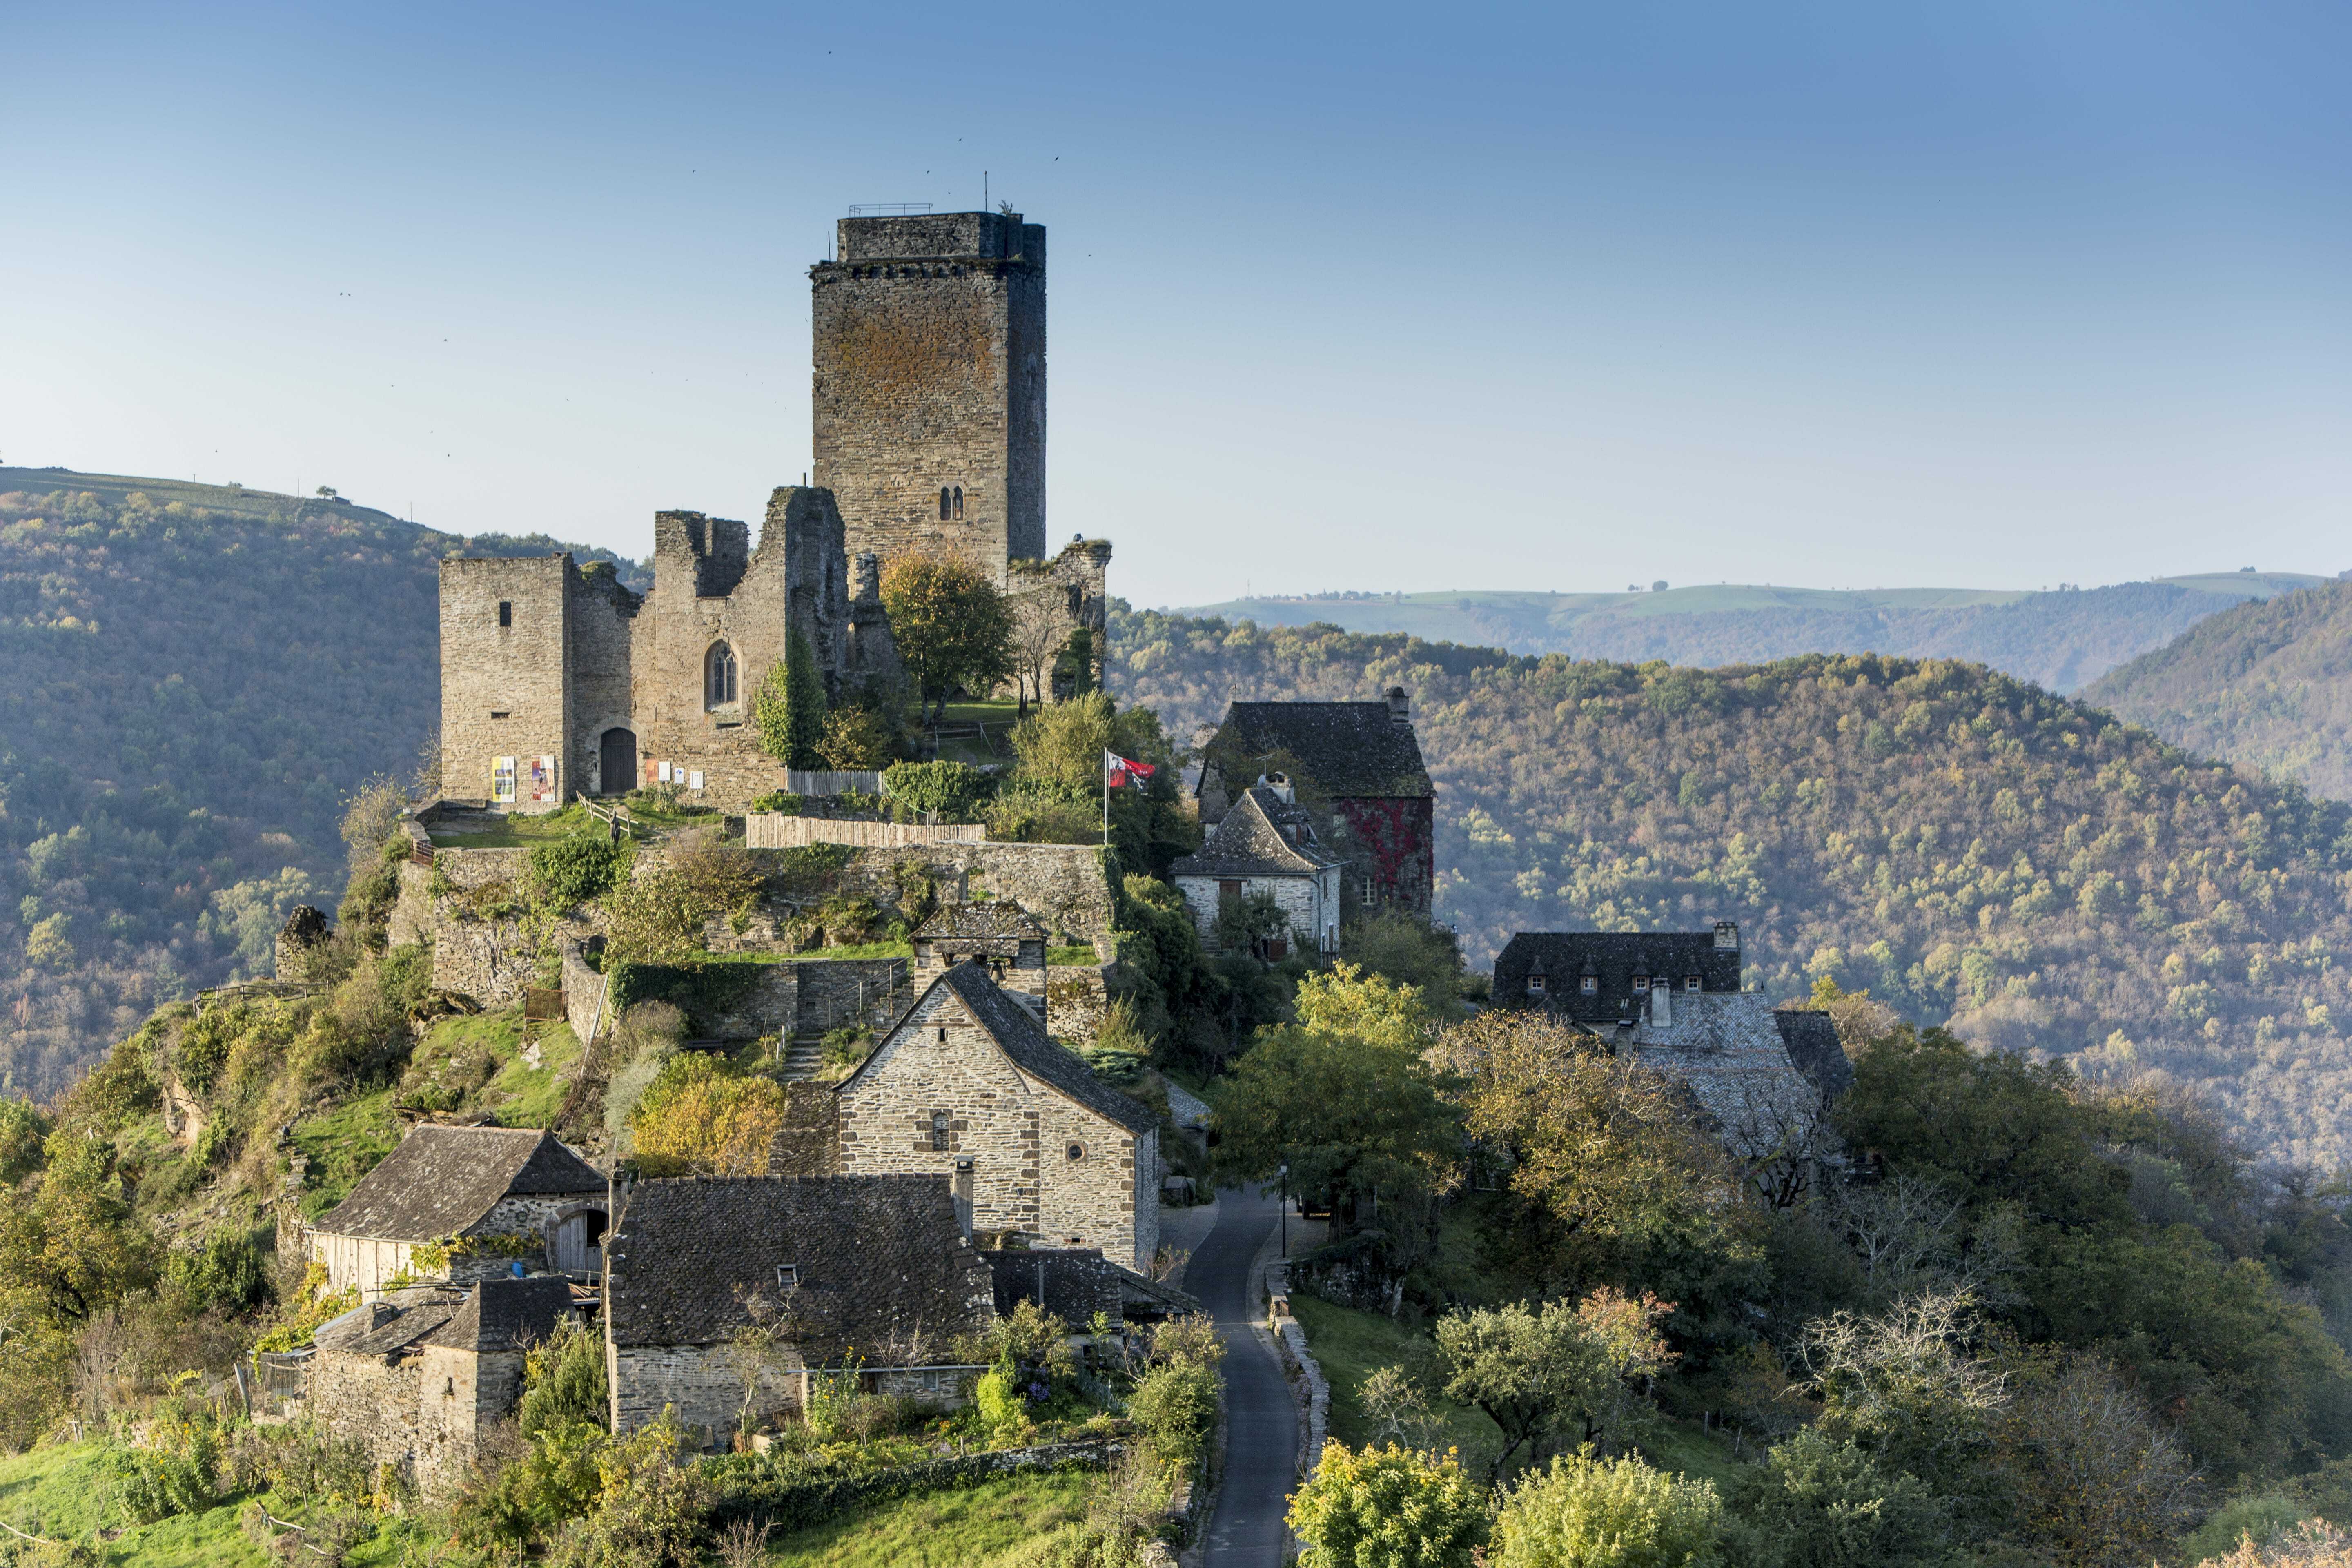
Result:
[439, 209, 1109, 813]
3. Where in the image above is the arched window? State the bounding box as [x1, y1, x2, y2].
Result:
[705, 641, 738, 708]
[939, 487, 952, 521]
[952, 486, 964, 520]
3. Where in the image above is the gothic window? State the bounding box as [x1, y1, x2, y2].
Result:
[952, 486, 964, 520]
[704, 641, 738, 708]
[939, 487, 952, 520]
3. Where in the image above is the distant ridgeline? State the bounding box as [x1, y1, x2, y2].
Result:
[1178, 572, 2335, 694]
[0, 467, 638, 1098]
[1112, 606, 2352, 1167]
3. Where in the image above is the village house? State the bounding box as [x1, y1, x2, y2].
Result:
[308, 1125, 607, 1298]
[911, 900, 1049, 999]
[601, 1174, 993, 1441]
[1195, 690, 1435, 917]
[1493, 924, 1748, 1023]
[305, 1275, 578, 1494]
[1170, 776, 1344, 958]
[835, 961, 1161, 1270]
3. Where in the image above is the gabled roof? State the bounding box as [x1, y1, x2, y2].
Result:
[1496, 930, 1744, 1022]
[314, 1125, 604, 1242]
[915, 901, 1047, 941]
[1172, 786, 1342, 880]
[1771, 1010, 1855, 1100]
[428, 1276, 579, 1354]
[604, 1174, 991, 1353]
[849, 962, 1158, 1135]
[1207, 702, 1432, 801]
[1618, 992, 1827, 1161]
[983, 1248, 1201, 1321]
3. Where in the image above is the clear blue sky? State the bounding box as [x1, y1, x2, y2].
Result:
[3, 2, 2346, 607]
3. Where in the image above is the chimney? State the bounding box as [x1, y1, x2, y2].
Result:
[1713, 920, 1739, 951]
[1263, 771, 1296, 805]
[1385, 686, 1411, 727]
[1650, 980, 1672, 1028]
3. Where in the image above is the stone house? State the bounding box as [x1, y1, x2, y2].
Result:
[1196, 690, 1434, 917]
[1493, 924, 1747, 1025]
[911, 900, 1048, 998]
[309, 1125, 607, 1298]
[835, 961, 1160, 1270]
[306, 1275, 577, 1494]
[984, 1247, 1199, 1325]
[1170, 778, 1344, 958]
[602, 1174, 993, 1441]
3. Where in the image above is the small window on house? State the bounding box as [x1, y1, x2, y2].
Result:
[931, 1111, 951, 1152]
[952, 486, 964, 520]
[1526, 974, 1546, 993]
[705, 641, 738, 707]
[936, 1026, 947, 1043]
[490, 710, 509, 720]
[498, 601, 512, 628]
[939, 487, 952, 521]
[1580, 975, 1598, 995]
[1633, 975, 1649, 991]
[1217, 879, 1242, 909]
[775, 1264, 800, 1289]
[1066, 1142, 1085, 1162]
[1684, 976, 1701, 993]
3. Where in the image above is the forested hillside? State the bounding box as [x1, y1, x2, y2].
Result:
[0, 469, 638, 1100]
[1185, 572, 2329, 693]
[1114, 607, 2352, 1167]
[2087, 577, 2352, 801]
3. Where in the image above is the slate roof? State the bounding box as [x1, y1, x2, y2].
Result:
[314, 1125, 604, 1242]
[1171, 786, 1343, 880]
[850, 962, 1158, 1135]
[604, 1174, 991, 1355]
[1610, 992, 1828, 1162]
[984, 1248, 1200, 1321]
[1771, 1010, 1855, 1100]
[428, 1276, 579, 1354]
[915, 901, 1047, 941]
[1494, 929, 1744, 1023]
[1205, 702, 1432, 801]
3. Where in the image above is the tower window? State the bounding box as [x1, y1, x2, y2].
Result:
[939, 487, 952, 521]
[497, 601, 512, 628]
[952, 486, 964, 520]
[931, 1111, 951, 1152]
[704, 641, 738, 707]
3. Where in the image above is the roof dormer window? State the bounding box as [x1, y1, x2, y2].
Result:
[1633, 975, 1650, 991]
[1527, 973, 1546, 993]
[1580, 975, 1598, 995]
[1684, 976, 1701, 993]
[775, 1264, 799, 1289]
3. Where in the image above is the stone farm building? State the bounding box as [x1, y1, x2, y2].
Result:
[911, 900, 1049, 998]
[1170, 779, 1344, 957]
[306, 1276, 577, 1495]
[602, 1174, 993, 1441]
[308, 1125, 606, 1298]
[440, 208, 1107, 815]
[836, 961, 1161, 1270]
[1196, 690, 1434, 917]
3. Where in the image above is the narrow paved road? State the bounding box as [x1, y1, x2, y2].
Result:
[1191, 1185, 1298, 1567]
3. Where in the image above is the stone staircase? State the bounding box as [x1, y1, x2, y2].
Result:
[777, 1034, 828, 1083]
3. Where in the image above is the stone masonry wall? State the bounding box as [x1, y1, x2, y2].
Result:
[781, 841, 1114, 948]
[811, 211, 1045, 584]
[413, 1345, 526, 1498]
[569, 568, 640, 797]
[1044, 965, 1110, 1048]
[440, 556, 571, 811]
[312, 1348, 423, 1475]
[628, 510, 791, 812]
[610, 1341, 797, 1442]
[836, 983, 1149, 1269]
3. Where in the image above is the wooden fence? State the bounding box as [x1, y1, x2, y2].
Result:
[746, 816, 986, 849]
[787, 769, 888, 797]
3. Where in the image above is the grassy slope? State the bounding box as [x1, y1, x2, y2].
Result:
[2086, 577, 2352, 800]
[1173, 572, 2328, 694]
[760, 1471, 1094, 1566]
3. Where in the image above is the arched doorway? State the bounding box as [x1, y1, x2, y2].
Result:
[599, 728, 636, 796]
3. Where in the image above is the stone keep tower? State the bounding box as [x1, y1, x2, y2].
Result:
[811, 210, 1046, 584]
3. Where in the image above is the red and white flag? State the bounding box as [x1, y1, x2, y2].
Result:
[1104, 750, 1156, 790]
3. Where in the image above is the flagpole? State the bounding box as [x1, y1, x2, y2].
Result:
[1102, 750, 1110, 848]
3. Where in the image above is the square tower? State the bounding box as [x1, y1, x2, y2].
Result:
[811, 210, 1046, 583]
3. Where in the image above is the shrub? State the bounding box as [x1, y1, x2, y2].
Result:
[529, 830, 625, 907]
[630, 1054, 791, 1177]
[1125, 1363, 1219, 1466]
[883, 760, 989, 819]
[518, 1316, 611, 1436]
[555, 1412, 710, 1567]
[1289, 1442, 1488, 1568]
[1723, 1426, 1942, 1568]
[1492, 1448, 1722, 1568]
[748, 791, 804, 815]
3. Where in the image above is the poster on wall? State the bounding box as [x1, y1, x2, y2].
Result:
[688, 771, 704, 791]
[530, 755, 557, 804]
[492, 757, 517, 805]
[658, 761, 673, 784]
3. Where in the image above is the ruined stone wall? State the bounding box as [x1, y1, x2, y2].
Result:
[811, 211, 1045, 584]
[312, 1349, 423, 1474]
[773, 841, 1113, 948]
[560, 939, 608, 1044]
[836, 982, 1147, 1267]
[412, 1345, 526, 1497]
[1044, 965, 1109, 1048]
[389, 860, 435, 949]
[627, 511, 789, 812]
[440, 556, 571, 811]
